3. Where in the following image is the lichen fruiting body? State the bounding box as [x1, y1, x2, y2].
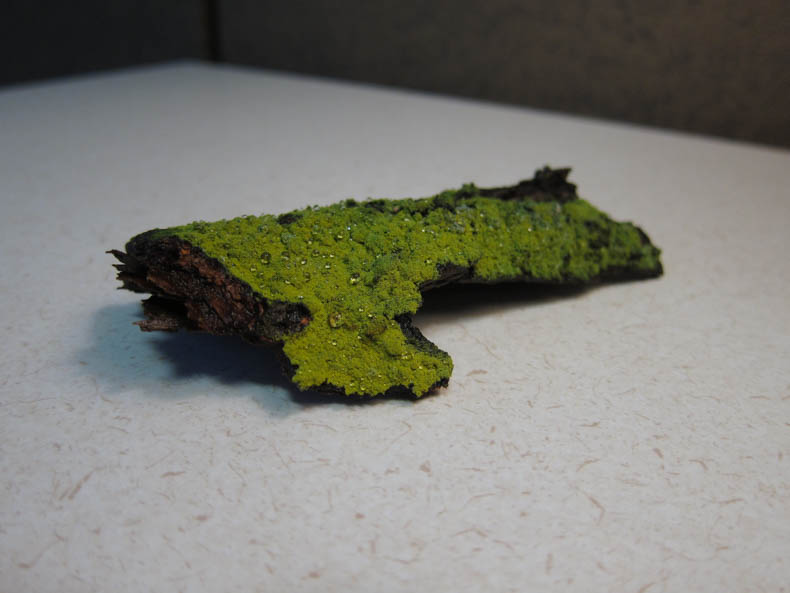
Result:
[146, 182, 661, 397]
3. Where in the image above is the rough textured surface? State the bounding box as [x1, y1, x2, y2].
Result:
[113, 168, 662, 397]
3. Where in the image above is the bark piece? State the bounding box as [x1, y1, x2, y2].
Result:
[112, 167, 663, 397]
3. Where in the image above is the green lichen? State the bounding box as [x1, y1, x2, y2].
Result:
[148, 177, 662, 396]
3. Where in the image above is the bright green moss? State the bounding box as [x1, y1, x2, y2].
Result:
[155, 183, 661, 396]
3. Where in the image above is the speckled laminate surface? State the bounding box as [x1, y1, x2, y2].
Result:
[1, 63, 788, 592]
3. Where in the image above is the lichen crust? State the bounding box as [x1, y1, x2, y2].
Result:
[132, 168, 662, 397]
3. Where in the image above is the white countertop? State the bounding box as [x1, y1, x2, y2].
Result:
[1, 62, 788, 592]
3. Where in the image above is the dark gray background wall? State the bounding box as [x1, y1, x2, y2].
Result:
[3, 1, 789, 148]
[1, 1, 210, 84]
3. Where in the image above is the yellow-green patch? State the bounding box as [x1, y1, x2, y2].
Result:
[147, 183, 661, 396]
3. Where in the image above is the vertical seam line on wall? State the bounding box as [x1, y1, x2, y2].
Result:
[205, 0, 222, 61]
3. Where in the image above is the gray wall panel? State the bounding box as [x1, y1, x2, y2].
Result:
[219, 0, 790, 147]
[1, 1, 209, 86]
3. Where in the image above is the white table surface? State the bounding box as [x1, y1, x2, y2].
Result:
[1, 62, 788, 592]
